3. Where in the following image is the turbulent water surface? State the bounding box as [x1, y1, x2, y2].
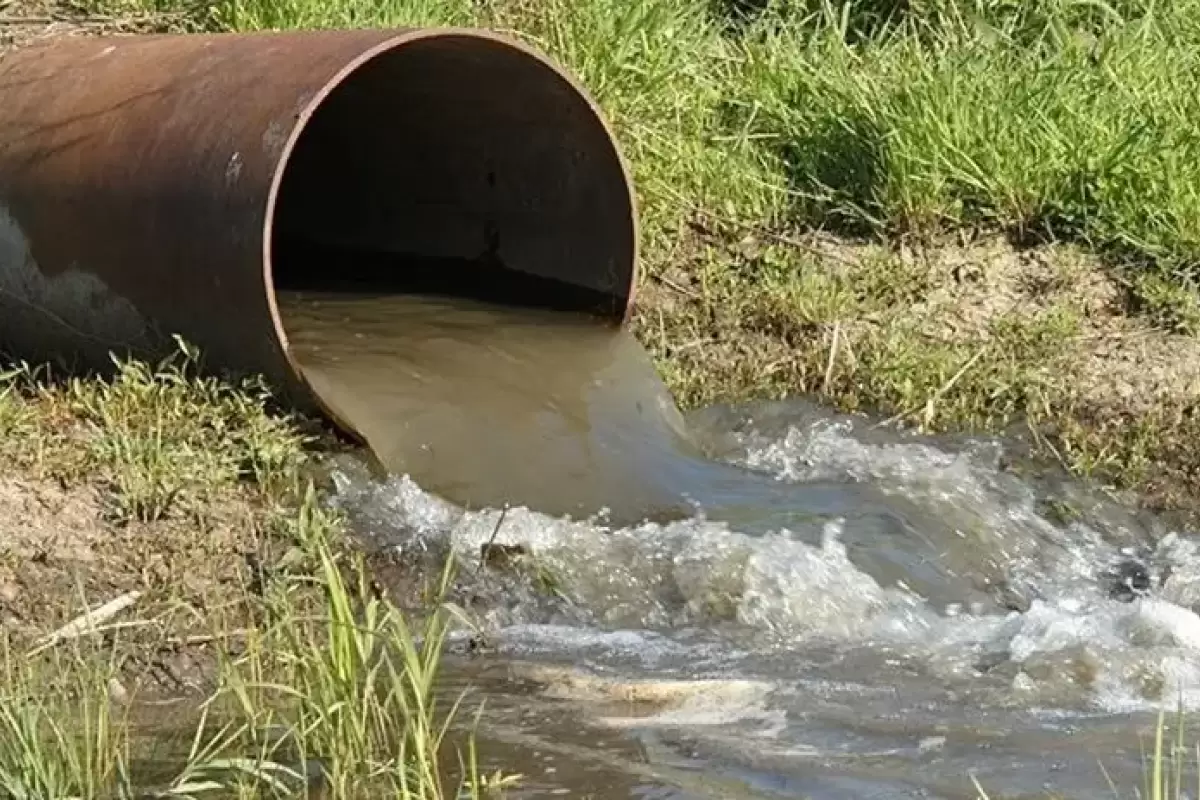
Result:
[279, 289, 1200, 799]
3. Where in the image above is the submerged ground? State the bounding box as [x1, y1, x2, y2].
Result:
[2, 0, 1200, 796]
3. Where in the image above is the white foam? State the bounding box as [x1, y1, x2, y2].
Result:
[331, 410, 1200, 715]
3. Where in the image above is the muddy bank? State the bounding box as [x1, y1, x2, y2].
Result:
[0, 342, 350, 709]
[0, 473, 302, 698]
[639, 222, 1200, 521]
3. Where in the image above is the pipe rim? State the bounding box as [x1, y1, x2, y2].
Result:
[261, 26, 641, 438]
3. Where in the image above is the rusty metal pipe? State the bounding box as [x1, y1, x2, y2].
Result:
[0, 28, 638, 436]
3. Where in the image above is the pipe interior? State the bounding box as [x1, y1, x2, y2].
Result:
[269, 33, 636, 318]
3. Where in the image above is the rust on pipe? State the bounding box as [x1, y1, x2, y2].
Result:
[0, 28, 639, 437]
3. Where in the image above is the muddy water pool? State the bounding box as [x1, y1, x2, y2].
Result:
[279, 289, 1199, 799]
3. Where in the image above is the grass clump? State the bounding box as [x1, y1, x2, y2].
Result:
[218, 490, 505, 799]
[0, 643, 130, 799]
[1130, 272, 1200, 336]
[0, 338, 310, 524]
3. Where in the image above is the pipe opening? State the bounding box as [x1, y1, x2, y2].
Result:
[268, 31, 638, 321]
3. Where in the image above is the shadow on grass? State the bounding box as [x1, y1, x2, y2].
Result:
[706, 0, 910, 41]
[713, 82, 887, 238]
[775, 110, 888, 236]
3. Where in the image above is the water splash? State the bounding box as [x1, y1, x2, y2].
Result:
[285, 290, 1200, 797]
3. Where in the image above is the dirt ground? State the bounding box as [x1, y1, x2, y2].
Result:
[0, 474, 285, 696]
[826, 233, 1200, 419]
[0, 0, 176, 52]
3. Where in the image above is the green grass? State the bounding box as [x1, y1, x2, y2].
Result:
[0, 338, 310, 525]
[0, 643, 129, 799]
[734, 3, 1200, 264]
[202, 489, 518, 799]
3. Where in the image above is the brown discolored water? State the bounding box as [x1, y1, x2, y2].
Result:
[279, 289, 701, 524]
[278, 290, 874, 529]
[278, 289, 1200, 799]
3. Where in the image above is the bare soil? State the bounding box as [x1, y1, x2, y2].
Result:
[645, 224, 1200, 421]
[897, 235, 1200, 419]
[0, 474, 286, 698]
